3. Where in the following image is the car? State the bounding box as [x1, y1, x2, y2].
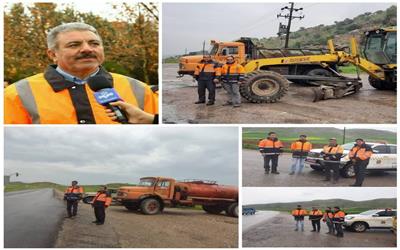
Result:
[305, 142, 396, 177]
[243, 207, 256, 215]
[82, 188, 119, 205]
[344, 209, 397, 232]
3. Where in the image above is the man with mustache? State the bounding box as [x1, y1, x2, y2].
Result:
[4, 22, 158, 124]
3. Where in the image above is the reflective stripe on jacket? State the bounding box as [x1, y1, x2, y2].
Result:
[4, 65, 158, 124]
[258, 138, 283, 155]
[291, 140, 312, 158]
[221, 63, 245, 83]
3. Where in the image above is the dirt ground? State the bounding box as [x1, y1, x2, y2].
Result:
[243, 212, 396, 247]
[54, 202, 238, 248]
[162, 63, 396, 124]
[242, 150, 397, 187]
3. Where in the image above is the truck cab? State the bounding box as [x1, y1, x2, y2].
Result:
[178, 40, 246, 76]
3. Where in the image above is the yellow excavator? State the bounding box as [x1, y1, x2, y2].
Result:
[178, 28, 396, 102]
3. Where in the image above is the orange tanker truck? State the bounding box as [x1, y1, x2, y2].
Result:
[116, 176, 238, 217]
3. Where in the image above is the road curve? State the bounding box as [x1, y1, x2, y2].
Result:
[4, 188, 65, 248]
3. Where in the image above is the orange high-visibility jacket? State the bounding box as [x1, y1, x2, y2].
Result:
[292, 209, 308, 216]
[65, 186, 84, 194]
[309, 210, 323, 220]
[349, 144, 373, 161]
[221, 63, 245, 83]
[194, 62, 221, 81]
[332, 210, 345, 223]
[92, 191, 112, 207]
[4, 65, 158, 124]
[258, 138, 283, 155]
[322, 144, 344, 161]
[291, 140, 312, 158]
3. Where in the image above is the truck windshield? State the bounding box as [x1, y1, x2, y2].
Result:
[364, 34, 390, 65]
[384, 32, 396, 64]
[138, 178, 156, 187]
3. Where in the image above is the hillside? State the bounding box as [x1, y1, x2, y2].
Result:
[242, 128, 396, 150]
[4, 182, 135, 192]
[256, 5, 396, 48]
[245, 198, 396, 214]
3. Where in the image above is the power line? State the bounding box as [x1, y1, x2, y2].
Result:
[277, 2, 305, 48]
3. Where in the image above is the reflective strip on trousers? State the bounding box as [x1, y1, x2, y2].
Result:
[125, 77, 145, 110]
[15, 79, 41, 124]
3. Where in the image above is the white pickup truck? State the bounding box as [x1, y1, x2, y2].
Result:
[344, 209, 397, 232]
[305, 142, 397, 177]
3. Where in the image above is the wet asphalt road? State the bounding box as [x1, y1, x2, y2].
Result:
[162, 63, 396, 124]
[242, 150, 396, 187]
[243, 212, 396, 247]
[4, 188, 65, 248]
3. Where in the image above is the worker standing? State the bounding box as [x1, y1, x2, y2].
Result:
[91, 186, 112, 225]
[332, 206, 345, 237]
[309, 207, 323, 232]
[323, 207, 335, 235]
[321, 138, 344, 184]
[291, 205, 308, 232]
[193, 55, 221, 105]
[258, 132, 284, 174]
[348, 138, 373, 186]
[64, 180, 84, 218]
[289, 135, 312, 175]
[220, 55, 245, 108]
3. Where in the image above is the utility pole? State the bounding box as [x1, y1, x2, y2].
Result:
[342, 127, 346, 144]
[277, 2, 304, 48]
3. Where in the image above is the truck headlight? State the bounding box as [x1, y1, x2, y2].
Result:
[345, 216, 354, 220]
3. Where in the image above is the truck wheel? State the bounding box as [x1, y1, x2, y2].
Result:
[82, 196, 94, 204]
[227, 203, 238, 217]
[202, 205, 224, 215]
[368, 76, 396, 90]
[340, 164, 355, 178]
[140, 198, 161, 215]
[240, 70, 289, 103]
[351, 222, 368, 232]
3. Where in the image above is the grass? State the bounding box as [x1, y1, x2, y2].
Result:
[338, 64, 364, 75]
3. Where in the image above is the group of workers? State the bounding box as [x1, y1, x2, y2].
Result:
[193, 55, 245, 107]
[64, 180, 112, 225]
[292, 205, 345, 237]
[258, 132, 373, 186]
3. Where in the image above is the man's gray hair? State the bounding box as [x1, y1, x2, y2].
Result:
[47, 22, 102, 50]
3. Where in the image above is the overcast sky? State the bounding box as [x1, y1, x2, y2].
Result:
[4, 127, 238, 186]
[163, 2, 396, 56]
[243, 187, 397, 205]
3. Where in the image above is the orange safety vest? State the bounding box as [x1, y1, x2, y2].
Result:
[221, 63, 245, 83]
[322, 145, 344, 155]
[92, 191, 112, 207]
[310, 210, 323, 216]
[332, 210, 345, 223]
[291, 140, 312, 157]
[292, 209, 307, 216]
[349, 144, 373, 161]
[258, 138, 283, 155]
[65, 186, 84, 194]
[194, 62, 221, 80]
[4, 65, 158, 124]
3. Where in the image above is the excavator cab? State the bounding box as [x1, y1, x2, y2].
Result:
[363, 28, 397, 66]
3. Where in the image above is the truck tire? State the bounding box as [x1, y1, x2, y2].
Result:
[202, 205, 224, 215]
[140, 198, 161, 215]
[226, 203, 238, 217]
[351, 222, 368, 232]
[82, 196, 94, 204]
[239, 70, 289, 103]
[340, 164, 355, 178]
[368, 76, 396, 90]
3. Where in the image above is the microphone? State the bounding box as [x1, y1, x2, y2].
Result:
[87, 75, 129, 124]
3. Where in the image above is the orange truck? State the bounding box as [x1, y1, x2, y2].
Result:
[116, 176, 238, 217]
